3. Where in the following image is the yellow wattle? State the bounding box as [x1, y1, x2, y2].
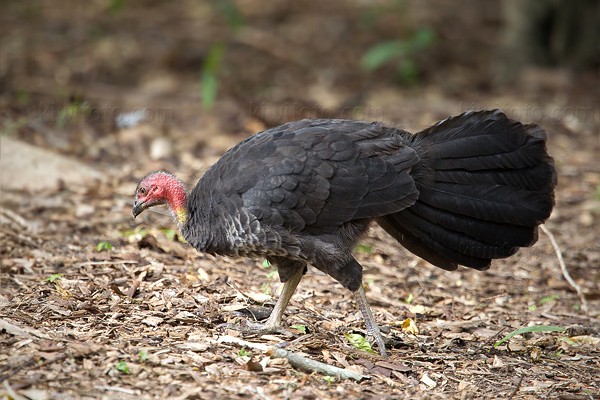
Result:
[176, 208, 188, 224]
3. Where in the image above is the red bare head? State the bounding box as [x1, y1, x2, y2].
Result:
[133, 172, 188, 224]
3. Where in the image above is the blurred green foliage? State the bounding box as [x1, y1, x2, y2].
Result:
[2, 116, 30, 135]
[108, 0, 127, 15]
[354, 244, 372, 254]
[43, 274, 63, 283]
[201, 43, 225, 111]
[97, 241, 113, 252]
[57, 100, 91, 129]
[115, 361, 129, 373]
[200, 0, 244, 111]
[361, 27, 435, 85]
[215, 0, 245, 30]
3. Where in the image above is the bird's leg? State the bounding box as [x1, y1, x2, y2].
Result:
[220, 265, 304, 335]
[353, 284, 388, 358]
[255, 264, 303, 332]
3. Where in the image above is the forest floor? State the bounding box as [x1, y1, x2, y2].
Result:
[1, 1, 599, 399]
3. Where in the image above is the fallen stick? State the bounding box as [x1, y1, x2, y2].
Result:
[3, 380, 28, 400]
[77, 260, 139, 267]
[540, 224, 588, 314]
[126, 270, 147, 297]
[217, 335, 369, 381]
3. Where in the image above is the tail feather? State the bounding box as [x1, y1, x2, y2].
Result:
[420, 183, 553, 226]
[380, 110, 557, 270]
[408, 201, 537, 247]
[377, 215, 493, 270]
[399, 208, 520, 259]
[434, 162, 555, 192]
[435, 140, 549, 170]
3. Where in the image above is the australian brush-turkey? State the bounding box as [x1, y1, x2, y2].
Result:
[133, 110, 556, 357]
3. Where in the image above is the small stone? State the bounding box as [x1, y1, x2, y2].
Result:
[75, 204, 95, 218]
[150, 137, 172, 160]
[141, 316, 164, 327]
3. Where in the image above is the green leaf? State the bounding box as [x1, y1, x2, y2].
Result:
[397, 59, 418, 84]
[361, 40, 407, 72]
[354, 244, 372, 254]
[260, 282, 271, 296]
[97, 241, 113, 252]
[201, 43, 225, 111]
[262, 259, 272, 268]
[138, 351, 147, 361]
[344, 333, 376, 354]
[291, 324, 307, 334]
[539, 294, 559, 304]
[494, 325, 566, 348]
[404, 293, 414, 304]
[323, 375, 336, 384]
[557, 337, 576, 345]
[2, 116, 30, 135]
[43, 274, 63, 283]
[115, 361, 129, 373]
[160, 228, 177, 241]
[215, 0, 244, 31]
[108, 0, 127, 14]
[57, 101, 91, 129]
[120, 225, 147, 238]
[266, 270, 277, 279]
[238, 347, 251, 357]
[411, 27, 436, 50]
[201, 72, 219, 111]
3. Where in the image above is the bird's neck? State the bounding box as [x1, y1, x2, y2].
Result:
[164, 176, 188, 226]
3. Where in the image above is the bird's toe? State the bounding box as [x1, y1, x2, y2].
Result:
[217, 321, 291, 337]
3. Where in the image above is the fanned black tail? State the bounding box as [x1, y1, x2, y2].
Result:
[378, 110, 557, 270]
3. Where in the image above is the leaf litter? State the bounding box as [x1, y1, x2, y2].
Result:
[1, 2, 599, 399]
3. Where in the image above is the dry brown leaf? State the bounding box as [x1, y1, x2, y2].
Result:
[420, 373, 437, 388]
[490, 355, 504, 369]
[243, 357, 264, 372]
[400, 318, 419, 335]
[570, 335, 600, 346]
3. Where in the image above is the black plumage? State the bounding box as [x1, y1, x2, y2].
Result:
[182, 110, 555, 290]
[137, 110, 556, 357]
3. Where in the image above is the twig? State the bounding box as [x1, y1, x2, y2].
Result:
[269, 346, 369, 381]
[35, 353, 67, 369]
[470, 326, 508, 355]
[2, 380, 28, 400]
[94, 385, 136, 395]
[540, 224, 588, 314]
[77, 260, 139, 268]
[0, 318, 51, 339]
[0, 207, 32, 231]
[217, 335, 369, 381]
[225, 281, 251, 303]
[507, 374, 524, 400]
[126, 270, 147, 297]
[0, 227, 39, 248]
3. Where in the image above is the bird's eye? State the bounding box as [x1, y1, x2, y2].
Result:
[139, 187, 147, 196]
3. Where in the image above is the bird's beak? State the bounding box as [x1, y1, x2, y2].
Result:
[132, 201, 145, 218]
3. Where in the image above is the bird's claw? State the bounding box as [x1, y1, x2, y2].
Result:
[365, 330, 389, 358]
